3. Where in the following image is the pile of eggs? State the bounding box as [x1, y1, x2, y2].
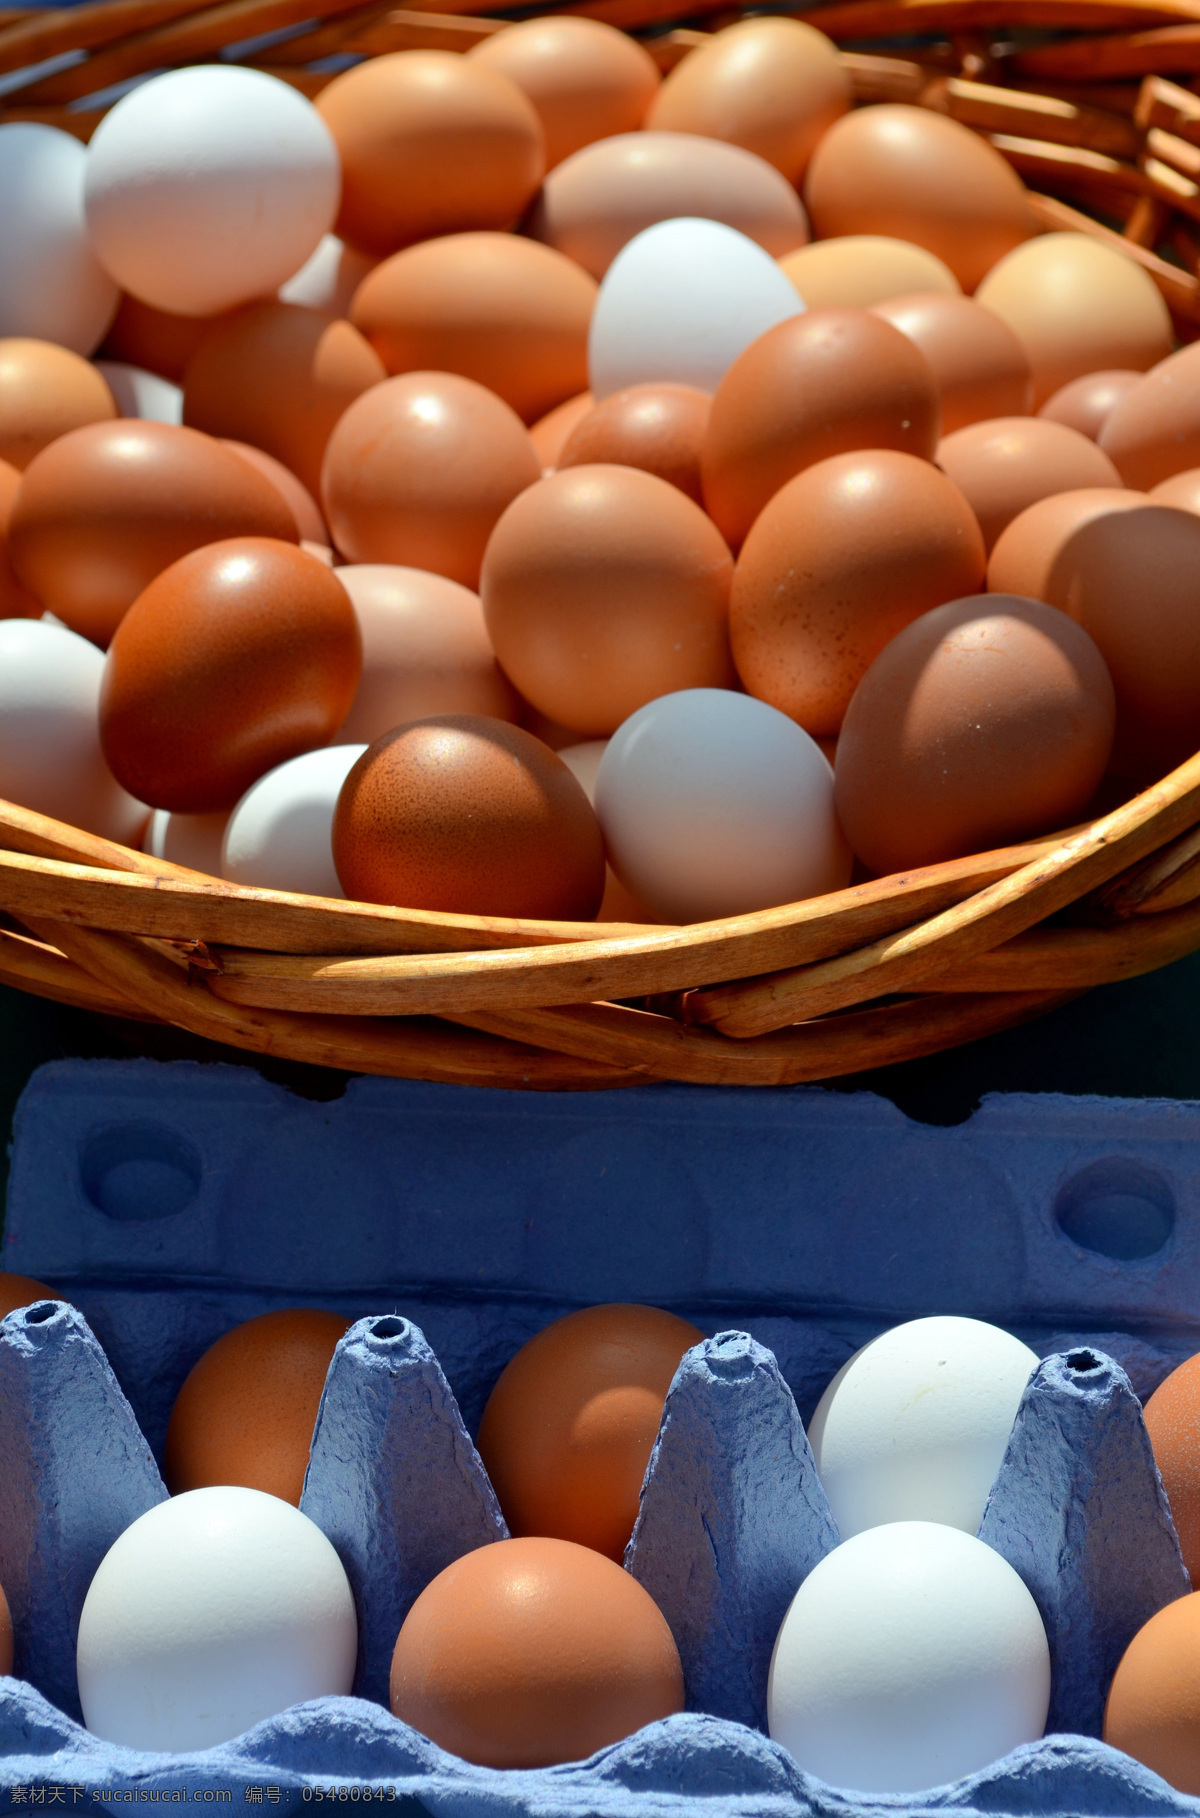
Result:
[3, 22, 1200, 924]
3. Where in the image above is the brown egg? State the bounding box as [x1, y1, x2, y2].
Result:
[646, 17, 849, 185]
[321, 372, 542, 588]
[1099, 342, 1200, 489]
[350, 233, 595, 426]
[0, 460, 40, 619]
[803, 106, 1036, 293]
[480, 465, 735, 736]
[975, 235, 1172, 408]
[477, 1304, 705, 1561]
[0, 1579, 11, 1678]
[0, 1271, 61, 1319]
[164, 1308, 349, 1506]
[1039, 370, 1143, 441]
[390, 1536, 684, 1767]
[730, 449, 986, 735]
[221, 441, 328, 545]
[466, 18, 660, 169]
[530, 391, 594, 469]
[182, 302, 385, 500]
[1143, 1353, 1200, 1588]
[334, 565, 519, 743]
[8, 423, 297, 648]
[557, 384, 711, 503]
[100, 538, 362, 812]
[986, 490, 1200, 781]
[936, 416, 1123, 552]
[99, 295, 231, 384]
[0, 339, 116, 471]
[332, 715, 604, 917]
[871, 291, 1034, 435]
[834, 593, 1115, 874]
[1151, 468, 1200, 514]
[316, 52, 545, 259]
[528, 132, 809, 281]
[779, 236, 960, 311]
[702, 308, 941, 550]
[1104, 1591, 1200, 1792]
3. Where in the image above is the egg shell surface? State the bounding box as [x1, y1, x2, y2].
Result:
[1038, 368, 1143, 441]
[466, 18, 660, 169]
[279, 233, 378, 317]
[221, 743, 368, 897]
[0, 338, 116, 471]
[529, 391, 594, 468]
[871, 290, 1034, 434]
[936, 415, 1123, 552]
[557, 740, 660, 922]
[0, 458, 40, 618]
[143, 807, 229, 876]
[221, 441, 328, 546]
[98, 294, 230, 386]
[0, 1271, 61, 1319]
[1099, 340, 1200, 489]
[779, 235, 960, 311]
[557, 382, 711, 502]
[94, 361, 183, 426]
[1104, 1587, 1200, 1791]
[0, 123, 119, 356]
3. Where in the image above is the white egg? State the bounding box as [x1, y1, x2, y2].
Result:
[0, 124, 119, 355]
[280, 233, 378, 317]
[222, 744, 368, 897]
[143, 808, 229, 875]
[77, 1486, 358, 1753]
[767, 1521, 1050, 1791]
[808, 1316, 1040, 1539]
[84, 67, 341, 317]
[94, 361, 183, 425]
[593, 688, 851, 923]
[0, 618, 146, 844]
[587, 217, 804, 399]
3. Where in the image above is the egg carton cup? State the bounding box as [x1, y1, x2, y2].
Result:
[3, 1060, 1200, 1805]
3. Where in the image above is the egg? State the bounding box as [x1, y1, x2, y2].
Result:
[333, 564, 518, 744]
[164, 1308, 350, 1503]
[391, 1536, 684, 1767]
[144, 807, 229, 875]
[77, 1486, 357, 1752]
[94, 361, 183, 426]
[0, 124, 119, 355]
[594, 689, 852, 922]
[529, 133, 809, 281]
[588, 218, 804, 401]
[100, 538, 361, 813]
[1099, 341, 1200, 488]
[222, 441, 327, 546]
[316, 52, 544, 259]
[0, 1581, 11, 1678]
[557, 741, 657, 922]
[350, 233, 596, 425]
[557, 383, 710, 502]
[279, 232, 378, 317]
[466, 18, 660, 169]
[0, 618, 147, 843]
[1104, 1590, 1200, 1791]
[0, 460, 40, 619]
[98, 294, 229, 385]
[871, 292, 1034, 435]
[85, 68, 340, 318]
[936, 416, 1123, 551]
[701, 307, 942, 549]
[1141, 1353, 1200, 1589]
[1151, 468, 1200, 513]
[975, 234, 1172, 409]
[0, 338, 116, 470]
[833, 594, 1115, 874]
[730, 449, 986, 736]
[0, 1272, 61, 1319]
[645, 18, 849, 185]
[985, 487, 1143, 600]
[779, 235, 960, 310]
[480, 464, 735, 735]
[803, 106, 1036, 293]
[332, 716, 605, 917]
[1038, 369, 1143, 440]
[477, 1304, 705, 1559]
[221, 745, 368, 897]
[768, 1522, 1050, 1791]
[320, 372, 541, 587]
[181, 301, 385, 500]
[8, 422, 297, 647]
[530, 391, 594, 468]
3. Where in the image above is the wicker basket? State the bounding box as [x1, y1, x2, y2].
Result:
[4, 0, 1200, 1088]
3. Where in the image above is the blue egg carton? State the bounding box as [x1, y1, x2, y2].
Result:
[2, 1058, 1200, 1812]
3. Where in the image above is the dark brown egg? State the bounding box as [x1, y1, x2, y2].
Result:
[0, 338, 116, 470]
[1100, 343, 1200, 488]
[332, 715, 605, 917]
[1104, 1593, 1200, 1793]
[702, 308, 941, 548]
[936, 416, 1123, 551]
[0, 1271, 62, 1319]
[8, 422, 297, 647]
[477, 1303, 705, 1562]
[530, 391, 594, 469]
[390, 1537, 684, 1768]
[0, 1579, 10, 1677]
[557, 384, 711, 502]
[466, 17, 660, 170]
[834, 593, 1115, 874]
[0, 460, 40, 619]
[221, 441, 328, 545]
[100, 538, 362, 812]
[1039, 370, 1142, 441]
[100, 294, 232, 384]
[730, 449, 986, 735]
[164, 1308, 350, 1506]
[871, 291, 1034, 434]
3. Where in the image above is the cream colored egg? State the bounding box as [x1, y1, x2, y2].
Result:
[779, 235, 960, 311]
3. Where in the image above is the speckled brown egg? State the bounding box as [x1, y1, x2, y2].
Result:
[1099, 342, 1200, 489]
[0, 1271, 61, 1319]
[390, 1537, 684, 1768]
[936, 416, 1123, 552]
[477, 1303, 705, 1562]
[1039, 370, 1143, 441]
[557, 383, 710, 502]
[466, 18, 660, 169]
[0, 338, 116, 470]
[872, 291, 1034, 434]
[333, 715, 604, 917]
[834, 593, 1115, 874]
[8, 422, 297, 647]
[316, 52, 545, 258]
[222, 441, 328, 546]
[164, 1308, 349, 1506]
[803, 106, 1036, 293]
[99, 294, 232, 385]
[320, 372, 541, 588]
[100, 538, 362, 812]
[730, 449, 986, 735]
[480, 464, 735, 736]
[1104, 1592, 1200, 1793]
[350, 233, 595, 425]
[530, 391, 593, 468]
[0, 460, 40, 619]
[702, 308, 941, 548]
[0, 1579, 11, 1677]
